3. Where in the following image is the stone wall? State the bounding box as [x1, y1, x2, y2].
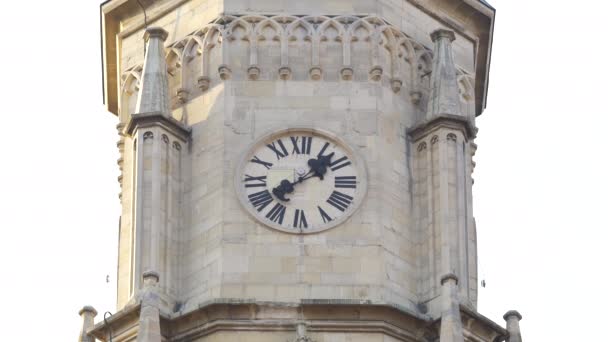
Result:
[113, 0, 479, 318]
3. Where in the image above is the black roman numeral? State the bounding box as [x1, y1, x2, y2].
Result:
[329, 156, 351, 172]
[293, 209, 308, 229]
[251, 156, 273, 169]
[318, 206, 332, 223]
[244, 174, 267, 188]
[267, 139, 288, 160]
[266, 202, 286, 224]
[335, 176, 356, 188]
[290, 136, 312, 155]
[317, 142, 330, 157]
[248, 190, 273, 212]
[326, 191, 353, 212]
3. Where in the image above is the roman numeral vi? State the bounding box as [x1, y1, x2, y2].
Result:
[293, 209, 308, 228]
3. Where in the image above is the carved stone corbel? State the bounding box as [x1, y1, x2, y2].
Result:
[309, 66, 322, 80]
[370, 65, 383, 81]
[218, 64, 231, 80]
[279, 65, 292, 80]
[340, 66, 353, 80]
[247, 65, 261, 80]
[197, 76, 210, 91]
[391, 78, 403, 93]
[176, 88, 189, 103]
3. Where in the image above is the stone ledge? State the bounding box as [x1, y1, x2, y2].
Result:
[407, 115, 477, 141]
[88, 300, 506, 342]
[124, 111, 191, 142]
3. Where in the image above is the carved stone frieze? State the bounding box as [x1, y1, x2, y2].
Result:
[118, 14, 476, 119]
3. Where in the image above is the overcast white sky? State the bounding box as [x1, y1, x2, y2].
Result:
[0, 0, 606, 340]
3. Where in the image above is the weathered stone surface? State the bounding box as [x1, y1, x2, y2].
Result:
[95, 0, 502, 341]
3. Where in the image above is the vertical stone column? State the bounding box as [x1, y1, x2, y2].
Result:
[439, 274, 464, 342]
[409, 28, 477, 316]
[503, 310, 523, 342]
[137, 271, 163, 342]
[78, 306, 97, 342]
[126, 27, 190, 307]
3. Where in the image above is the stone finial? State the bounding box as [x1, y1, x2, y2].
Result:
[78, 306, 97, 342]
[427, 28, 461, 120]
[135, 27, 171, 117]
[503, 310, 523, 342]
[439, 273, 464, 342]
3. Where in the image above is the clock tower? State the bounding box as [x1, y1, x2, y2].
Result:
[82, 0, 522, 341]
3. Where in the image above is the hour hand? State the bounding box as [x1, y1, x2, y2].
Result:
[272, 179, 295, 202]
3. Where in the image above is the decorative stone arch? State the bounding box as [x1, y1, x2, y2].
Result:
[456, 68, 475, 117]
[286, 17, 314, 41]
[313, 17, 347, 79]
[416, 48, 433, 92]
[199, 24, 227, 81]
[178, 35, 205, 99]
[165, 47, 183, 105]
[226, 17, 254, 41]
[396, 36, 417, 97]
[456, 69, 475, 102]
[119, 67, 142, 122]
[284, 17, 316, 79]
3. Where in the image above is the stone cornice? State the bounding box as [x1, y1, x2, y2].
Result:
[87, 299, 507, 342]
[124, 111, 191, 142]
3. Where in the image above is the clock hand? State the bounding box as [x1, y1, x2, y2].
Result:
[307, 152, 334, 180]
[272, 153, 335, 202]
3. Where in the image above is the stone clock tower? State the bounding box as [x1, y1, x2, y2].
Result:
[80, 0, 523, 341]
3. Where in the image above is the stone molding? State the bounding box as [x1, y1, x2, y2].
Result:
[407, 115, 477, 142]
[124, 111, 191, 142]
[119, 14, 476, 116]
[88, 300, 507, 342]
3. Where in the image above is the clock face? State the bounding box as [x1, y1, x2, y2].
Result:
[235, 128, 367, 234]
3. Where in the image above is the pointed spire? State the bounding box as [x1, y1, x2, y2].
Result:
[427, 29, 461, 119]
[135, 27, 171, 117]
[439, 274, 464, 342]
[137, 270, 162, 342]
[504, 310, 523, 342]
[78, 306, 97, 342]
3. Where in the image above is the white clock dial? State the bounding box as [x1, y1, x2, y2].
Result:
[235, 128, 367, 234]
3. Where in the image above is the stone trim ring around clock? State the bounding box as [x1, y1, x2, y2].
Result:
[234, 127, 368, 234]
